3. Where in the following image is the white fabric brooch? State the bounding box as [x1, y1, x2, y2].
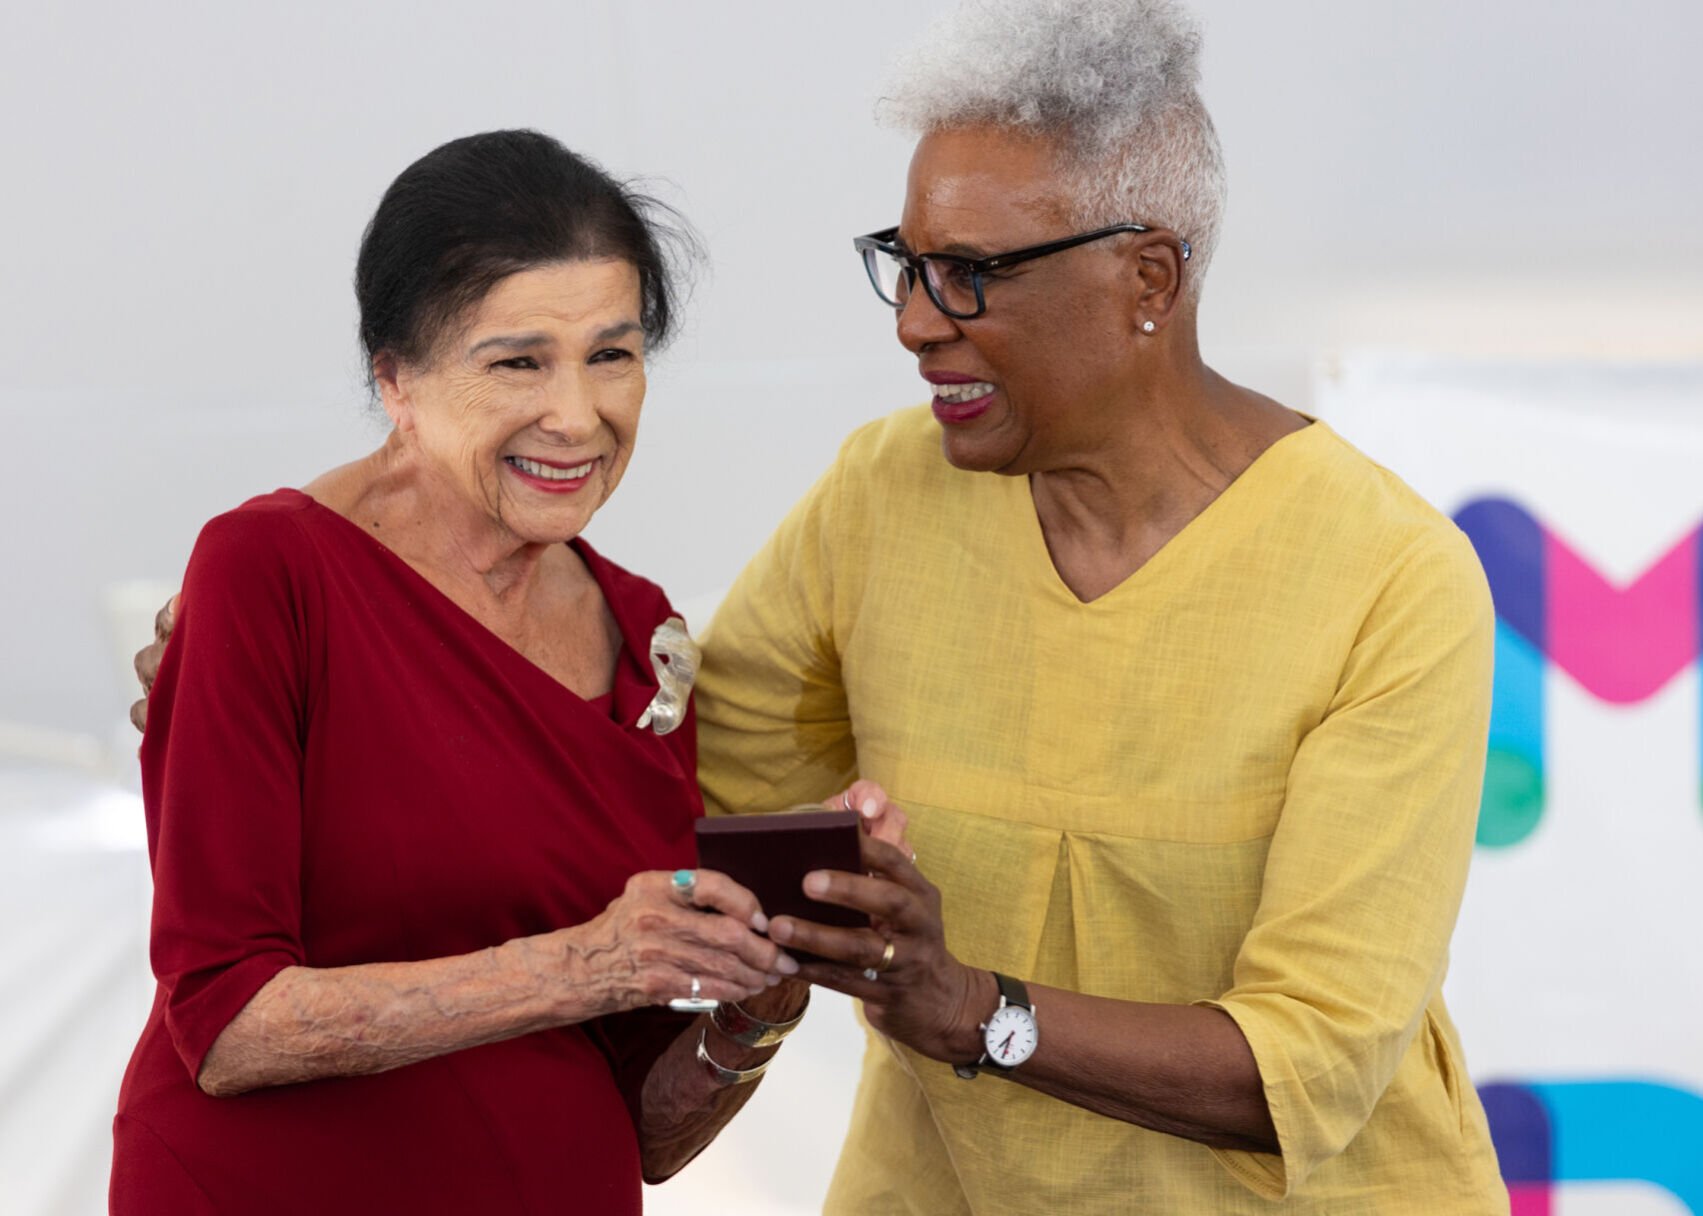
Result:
[635, 616, 699, 736]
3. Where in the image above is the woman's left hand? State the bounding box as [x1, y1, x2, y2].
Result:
[826, 779, 911, 856]
[767, 833, 989, 1065]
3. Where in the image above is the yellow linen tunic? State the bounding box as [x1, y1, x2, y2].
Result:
[695, 406, 1507, 1214]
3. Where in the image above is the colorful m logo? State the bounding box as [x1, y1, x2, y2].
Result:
[1453, 499, 1702, 847]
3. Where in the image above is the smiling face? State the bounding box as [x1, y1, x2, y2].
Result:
[895, 125, 1158, 476]
[378, 259, 646, 546]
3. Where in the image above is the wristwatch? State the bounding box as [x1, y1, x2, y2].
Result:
[954, 972, 1038, 1079]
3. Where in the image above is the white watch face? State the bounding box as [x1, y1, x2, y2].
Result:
[983, 1004, 1038, 1068]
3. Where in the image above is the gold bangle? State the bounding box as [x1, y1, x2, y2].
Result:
[710, 992, 809, 1049]
[696, 1026, 771, 1085]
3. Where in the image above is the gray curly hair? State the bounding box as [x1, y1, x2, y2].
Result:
[878, 0, 1226, 300]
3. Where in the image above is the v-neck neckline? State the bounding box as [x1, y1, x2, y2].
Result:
[286, 489, 644, 713]
[1012, 418, 1326, 607]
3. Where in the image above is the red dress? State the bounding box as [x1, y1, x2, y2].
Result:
[112, 490, 701, 1215]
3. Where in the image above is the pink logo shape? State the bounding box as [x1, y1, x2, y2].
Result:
[1547, 527, 1699, 704]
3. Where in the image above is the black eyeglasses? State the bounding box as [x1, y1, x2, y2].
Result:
[853, 223, 1191, 320]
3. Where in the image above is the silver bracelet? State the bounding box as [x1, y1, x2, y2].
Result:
[696, 1026, 772, 1085]
[710, 992, 810, 1048]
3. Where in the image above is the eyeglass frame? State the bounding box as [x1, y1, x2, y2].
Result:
[852, 222, 1192, 320]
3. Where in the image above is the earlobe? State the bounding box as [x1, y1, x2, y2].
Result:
[1134, 237, 1186, 334]
[372, 354, 413, 432]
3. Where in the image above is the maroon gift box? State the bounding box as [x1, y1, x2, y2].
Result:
[695, 808, 867, 964]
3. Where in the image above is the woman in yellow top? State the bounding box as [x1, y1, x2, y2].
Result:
[694, 0, 1507, 1211]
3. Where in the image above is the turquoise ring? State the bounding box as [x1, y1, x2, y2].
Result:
[671, 868, 698, 905]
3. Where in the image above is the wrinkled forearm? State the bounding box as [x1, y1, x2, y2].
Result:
[636, 982, 808, 1183]
[198, 930, 606, 1096]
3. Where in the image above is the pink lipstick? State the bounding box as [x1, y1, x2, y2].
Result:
[503, 454, 598, 494]
[924, 372, 997, 424]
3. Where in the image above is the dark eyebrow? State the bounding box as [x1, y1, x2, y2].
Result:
[468, 332, 550, 357]
[468, 321, 643, 357]
[592, 320, 644, 344]
[893, 232, 985, 259]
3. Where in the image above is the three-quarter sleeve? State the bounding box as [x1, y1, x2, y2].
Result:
[695, 456, 857, 818]
[140, 507, 314, 1081]
[1197, 529, 1495, 1199]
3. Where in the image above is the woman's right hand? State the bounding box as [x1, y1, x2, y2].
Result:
[557, 868, 798, 1015]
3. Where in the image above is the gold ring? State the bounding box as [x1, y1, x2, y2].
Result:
[875, 939, 896, 974]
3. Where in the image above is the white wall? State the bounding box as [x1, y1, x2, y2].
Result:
[3, 0, 1700, 741]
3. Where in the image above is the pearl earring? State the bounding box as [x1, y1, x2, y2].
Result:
[1141, 321, 1156, 334]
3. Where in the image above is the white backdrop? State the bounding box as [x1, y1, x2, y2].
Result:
[1, 0, 1701, 1212]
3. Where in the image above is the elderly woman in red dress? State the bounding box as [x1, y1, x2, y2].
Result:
[112, 130, 818, 1214]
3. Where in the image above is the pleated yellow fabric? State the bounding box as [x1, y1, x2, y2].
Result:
[696, 406, 1508, 1214]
